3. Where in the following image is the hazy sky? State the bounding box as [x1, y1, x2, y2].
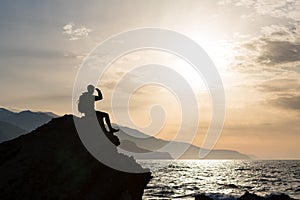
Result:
[0, 0, 299, 159]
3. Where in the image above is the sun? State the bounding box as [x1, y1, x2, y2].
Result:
[189, 32, 236, 74]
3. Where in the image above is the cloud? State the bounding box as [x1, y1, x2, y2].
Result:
[232, 24, 300, 72]
[268, 95, 300, 111]
[232, 23, 300, 114]
[256, 78, 300, 114]
[288, 1, 300, 21]
[63, 23, 92, 41]
[256, 40, 300, 65]
[256, 78, 300, 93]
[63, 51, 87, 60]
[284, 65, 300, 73]
[260, 24, 300, 43]
[289, 10, 300, 21]
[219, 0, 300, 21]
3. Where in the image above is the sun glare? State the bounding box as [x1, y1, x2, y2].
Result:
[190, 33, 236, 74]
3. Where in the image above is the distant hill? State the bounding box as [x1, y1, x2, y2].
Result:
[0, 121, 26, 142]
[119, 140, 173, 159]
[117, 125, 250, 160]
[0, 108, 58, 142]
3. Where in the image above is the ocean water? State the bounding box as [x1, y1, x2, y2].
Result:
[137, 160, 300, 200]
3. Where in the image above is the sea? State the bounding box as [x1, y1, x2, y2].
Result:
[137, 160, 300, 200]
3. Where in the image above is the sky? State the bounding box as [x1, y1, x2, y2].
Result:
[0, 0, 299, 159]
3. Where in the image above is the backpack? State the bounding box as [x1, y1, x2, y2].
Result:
[78, 92, 93, 114]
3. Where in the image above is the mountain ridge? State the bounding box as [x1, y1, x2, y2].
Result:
[0, 121, 26, 142]
[0, 107, 58, 142]
[117, 125, 250, 160]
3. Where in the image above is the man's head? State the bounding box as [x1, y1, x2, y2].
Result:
[87, 84, 95, 94]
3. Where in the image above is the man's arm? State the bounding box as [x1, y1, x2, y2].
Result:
[95, 88, 103, 101]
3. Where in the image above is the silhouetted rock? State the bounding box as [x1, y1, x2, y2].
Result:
[195, 192, 297, 200]
[195, 193, 214, 200]
[237, 191, 296, 200]
[266, 193, 297, 200]
[238, 191, 265, 200]
[226, 183, 239, 189]
[0, 115, 151, 200]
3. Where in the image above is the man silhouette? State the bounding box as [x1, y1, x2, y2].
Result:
[78, 84, 119, 133]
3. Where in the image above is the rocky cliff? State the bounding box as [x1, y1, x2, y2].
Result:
[0, 115, 151, 200]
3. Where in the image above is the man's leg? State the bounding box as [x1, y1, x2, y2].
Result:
[96, 111, 118, 133]
[96, 111, 109, 133]
[102, 112, 119, 133]
[95, 111, 120, 146]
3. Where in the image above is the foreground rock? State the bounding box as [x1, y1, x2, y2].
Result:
[0, 115, 151, 200]
[195, 191, 297, 200]
[238, 191, 297, 200]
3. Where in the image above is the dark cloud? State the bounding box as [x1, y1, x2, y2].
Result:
[268, 95, 300, 110]
[256, 40, 300, 65]
[233, 24, 300, 114]
[257, 79, 300, 113]
[256, 78, 300, 93]
[283, 65, 300, 73]
[233, 24, 300, 73]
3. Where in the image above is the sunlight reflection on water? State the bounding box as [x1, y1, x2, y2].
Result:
[138, 160, 300, 200]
